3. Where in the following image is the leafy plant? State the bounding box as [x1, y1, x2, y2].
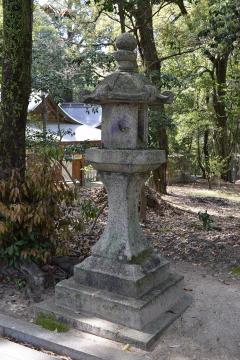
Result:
[198, 210, 213, 230]
[0, 154, 75, 265]
[81, 199, 98, 223]
[15, 278, 26, 290]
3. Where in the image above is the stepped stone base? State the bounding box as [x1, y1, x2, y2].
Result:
[35, 253, 192, 349]
[35, 293, 191, 350]
[55, 273, 184, 330]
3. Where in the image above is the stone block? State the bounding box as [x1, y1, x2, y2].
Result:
[74, 255, 170, 298]
[101, 104, 139, 149]
[55, 273, 184, 331]
[85, 148, 166, 174]
[0, 313, 145, 359]
[35, 294, 192, 350]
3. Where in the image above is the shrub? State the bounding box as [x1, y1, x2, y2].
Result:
[0, 154, 75, 265]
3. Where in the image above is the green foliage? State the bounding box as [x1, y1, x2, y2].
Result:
[196, 0, 240, 56]
[32, 1, 115, 100]
[198, 210, 213, 230]
[0, 0, 239, 183]
[204, 156, 227, 188]
[35, 313, 70, 332]
[81, 199, 98, 222]
[15, 277, 26, 290]
[29, 0, 239, 181]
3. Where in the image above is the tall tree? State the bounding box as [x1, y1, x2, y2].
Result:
[133, 0, 169, 194]
[0, 0, 33, 179]
[193, 0, 240, 180]
[90, 0, 189, 193]
[36, 0, 114, 101]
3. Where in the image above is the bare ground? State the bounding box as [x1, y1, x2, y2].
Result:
[151, 261, 240, 360]
[72, 182, 240, 276]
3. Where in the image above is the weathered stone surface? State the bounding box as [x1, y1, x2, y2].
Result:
[91, 171, 149, 261]
[55, 273, 184, 330]
[101, 104, 139, 149]
[0, 312, 145, 360]
[85, 148, 166, 173]
[74, 254, 170, 298]
[20, 261, 46, 302]
[35, 294, 191, 350]
[0, 339, 58, 360]
[115, 32, 138, 52]
[84, 71, 173, 105]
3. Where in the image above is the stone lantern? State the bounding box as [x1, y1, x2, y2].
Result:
[36, 33, 191, 350]
[83, 33, 173, 263]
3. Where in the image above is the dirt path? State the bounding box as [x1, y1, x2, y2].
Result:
[163, 183, 240, 218]
[151, 261, 240, 360]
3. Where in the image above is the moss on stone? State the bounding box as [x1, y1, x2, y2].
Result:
[231, 267, 240, 276]
[35, 313, 70, 333]
[128, 249, 153, 265]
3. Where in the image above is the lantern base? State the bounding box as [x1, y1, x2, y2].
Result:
[35, 279, 191, 351]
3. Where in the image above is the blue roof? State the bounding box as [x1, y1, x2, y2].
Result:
[59, 103, 102, 128]
[28, 123, 101, 142]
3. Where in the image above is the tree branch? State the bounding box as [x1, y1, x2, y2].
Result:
[103, 12, 132, 31]
[160, 46, 202, 62]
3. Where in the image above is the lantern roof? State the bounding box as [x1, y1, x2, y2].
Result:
[84, 33, 173, 105]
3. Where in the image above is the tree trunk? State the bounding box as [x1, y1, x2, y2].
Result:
[41, 94, 48, 141]
[203, 127, 210, 175]
[203, 127, 212, 188]
[212, 55, 231, 181]
[0, 0, 33, 179]
[134, 1, 168, 194]
[197, 131, 206, 178]
[117, 0, 126, 33]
